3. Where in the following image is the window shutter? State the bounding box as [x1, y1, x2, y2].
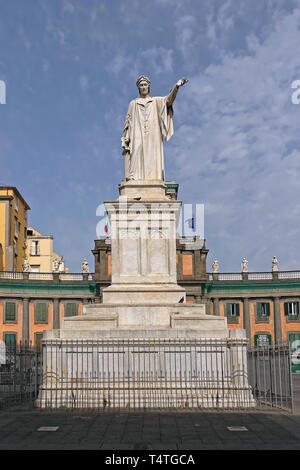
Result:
[5, 302, 16, 321]
[257, 302, 262, 318]
[268, 334, 272, 344]
[5, 333, 16, 349]
[266, 303, 270, 316]
[295, 302, 299, 315]
[65, 304, 70, 317]
[284, 303, 289, 316]
[35, 303, 47, 322]
[236, 304, 240, 317]
[65, 303, 78, 317]
[226, 304, 231, 317]
[36, 303, 41, 321]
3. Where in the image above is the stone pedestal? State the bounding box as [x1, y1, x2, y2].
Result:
[37, 180, 255, 409]
[36, 327, 255, 410]
[102, 181, 185, 304]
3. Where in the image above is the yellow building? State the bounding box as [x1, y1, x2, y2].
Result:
[26, 227, 68, 273]
[0, 186, 30, 272]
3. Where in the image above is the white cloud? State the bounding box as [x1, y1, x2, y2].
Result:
[79, 74, 89, 91]
[46, 21, 68, 46]
[110, 54, 130, 75]
[17, 24, 31, 53]
[139, 48, 173, 75]
[42, 60, 49, 72]
[108, 47, 174, 79]
[63, 0, 75, 14]
[167, 7, 300, 270]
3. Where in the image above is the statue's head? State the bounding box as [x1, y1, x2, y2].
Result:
[136, 75, 150, 96]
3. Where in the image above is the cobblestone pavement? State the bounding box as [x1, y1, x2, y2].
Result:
[0, 375, 299, 451]
[1, 406, 300, 450]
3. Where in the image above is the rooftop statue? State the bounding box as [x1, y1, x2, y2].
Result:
[212, 259, 219, 273]
[121, 76, 188, 181]
[241, 258, 248, 273]
[272, 256, 278, 272]
[81, 259, 89, 274]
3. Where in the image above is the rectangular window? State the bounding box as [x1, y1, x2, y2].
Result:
[30, 265, 40, 273]
[226, 303, 240, 323]
[4, 333, 16, 349]
[14, 195, 18, 212]
[5, 302, 17, 322]
[254, 334, 272, 347]
[64, 303, 78, 317]
[284, 302, 299, 320]
[34, 303, 48, 323]
[30, 240, 40, 256]
[256, 302, 270, 322]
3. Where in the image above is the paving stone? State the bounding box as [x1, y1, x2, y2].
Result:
[2, 408, 300, 450]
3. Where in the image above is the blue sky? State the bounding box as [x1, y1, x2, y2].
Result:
[1, 0, 300, 273]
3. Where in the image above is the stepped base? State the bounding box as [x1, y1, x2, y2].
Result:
[60, 302, 229, 334]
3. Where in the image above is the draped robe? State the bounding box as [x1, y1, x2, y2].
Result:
[122, 96, 174, 181]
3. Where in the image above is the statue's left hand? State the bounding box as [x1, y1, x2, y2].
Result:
[176, 77, 188, 87]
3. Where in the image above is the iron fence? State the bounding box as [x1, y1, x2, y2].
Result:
[0, 343, 41, 409]
[247, 343, 293, 412]
[0, 339, 294, 412]
[36, 338, 255, 410]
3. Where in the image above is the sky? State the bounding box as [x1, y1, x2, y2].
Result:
[1, 0, 300, 273]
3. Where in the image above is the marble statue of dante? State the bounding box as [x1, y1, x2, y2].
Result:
[121, 76, 188, 181]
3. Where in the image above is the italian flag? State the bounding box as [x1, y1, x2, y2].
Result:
[104, 216, 108, 234]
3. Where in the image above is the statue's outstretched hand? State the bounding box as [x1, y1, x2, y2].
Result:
[176, 77, 188, 87]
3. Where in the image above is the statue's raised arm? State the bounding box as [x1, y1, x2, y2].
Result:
[122, 75, 188, 182]
[166, 77, 189, 107]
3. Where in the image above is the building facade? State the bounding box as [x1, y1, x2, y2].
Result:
[26, 227, 68, 273]
[0, 186, 30, 272]
[1, 183, 300, 369]
[0, 275, 98, 349]
[1, 240, 300, 364]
